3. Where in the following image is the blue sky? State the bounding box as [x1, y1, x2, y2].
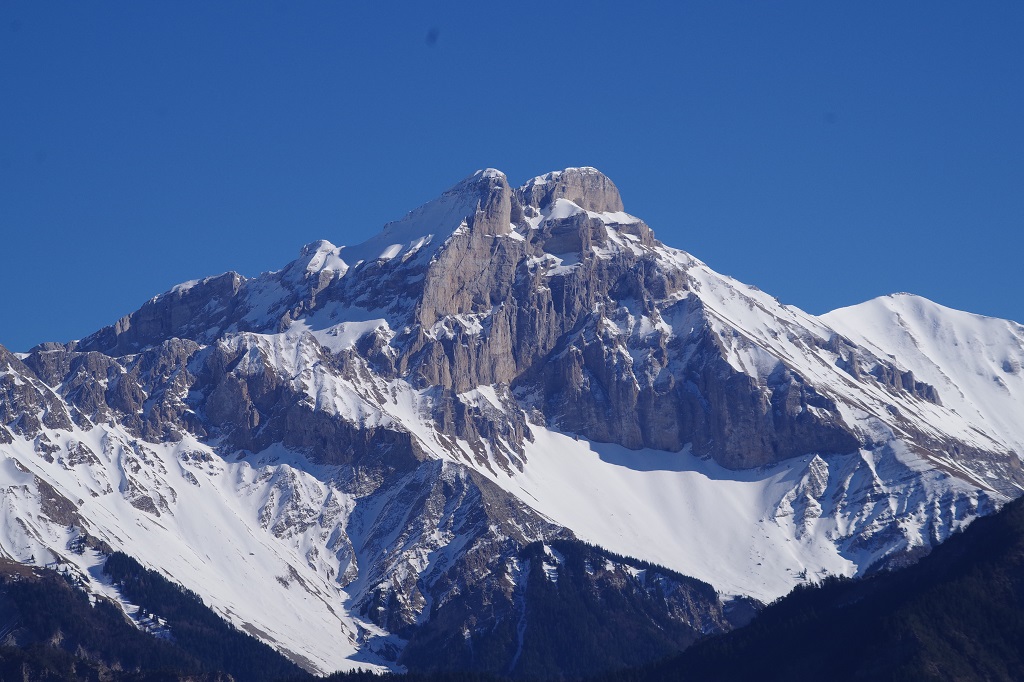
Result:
[2, 2, 1022, 351]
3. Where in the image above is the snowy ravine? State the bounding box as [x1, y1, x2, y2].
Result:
[2, 167, 1023, 673]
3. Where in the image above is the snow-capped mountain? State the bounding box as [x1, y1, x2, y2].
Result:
[2, 167, 1022, 675]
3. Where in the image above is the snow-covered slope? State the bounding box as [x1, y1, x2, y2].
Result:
[486, 431, 989, 603]
[0, 432, 378, 673]
[2, 167, 1023, 674]
[823, 294, 1024, 456]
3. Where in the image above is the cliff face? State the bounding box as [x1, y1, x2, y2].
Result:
[2, 167, 1023, 674]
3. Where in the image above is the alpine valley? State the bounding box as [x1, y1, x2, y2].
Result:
[2, 167, 1023, 678]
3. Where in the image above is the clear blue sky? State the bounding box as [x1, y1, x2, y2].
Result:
[2, 2, 1022, 351]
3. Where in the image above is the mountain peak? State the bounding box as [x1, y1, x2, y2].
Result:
[340, 169, 513, 266]
[518, 166, 624, 214]
[288, 239, 347, 281]
[338, 167, 626, 268]
[471, 167, 507, 180]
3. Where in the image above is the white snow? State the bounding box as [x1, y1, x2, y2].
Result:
[546, 198, 585, 221]
[309, 319, 390, 354]
[823, 294, 1024, 456]
[487, 431, 840, 602]
[0, 429, 393, 674]
[593, 210, 641, 225]
[472, 426, 989, 602]
[170, 279, 201, 295]
[340, 171, 495, 266]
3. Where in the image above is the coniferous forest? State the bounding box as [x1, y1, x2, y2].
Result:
[0, 553, 301, 681]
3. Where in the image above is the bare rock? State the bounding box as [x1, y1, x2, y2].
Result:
[518, 167, 625, 214]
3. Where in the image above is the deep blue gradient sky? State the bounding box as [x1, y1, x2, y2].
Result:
[2, 2, 1022, 351]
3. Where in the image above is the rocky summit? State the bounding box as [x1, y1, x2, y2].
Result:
[2, 167, 1024, 676]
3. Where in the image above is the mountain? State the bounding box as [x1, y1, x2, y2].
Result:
[1, 166, 1023, 676]
[611, 493, 1024, 682]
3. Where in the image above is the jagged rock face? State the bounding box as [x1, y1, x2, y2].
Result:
[24, 339, 204, 442]
[194, 335, 422, 470]
[518, 166, 625, 214]
[348, 462, 572, 635]
[539, 317, 859, 466]
[45, 166, 982, 471]
[399, 540, 734, 679]
[79, 272, 246, 356]
[0, 345, 73, 437]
